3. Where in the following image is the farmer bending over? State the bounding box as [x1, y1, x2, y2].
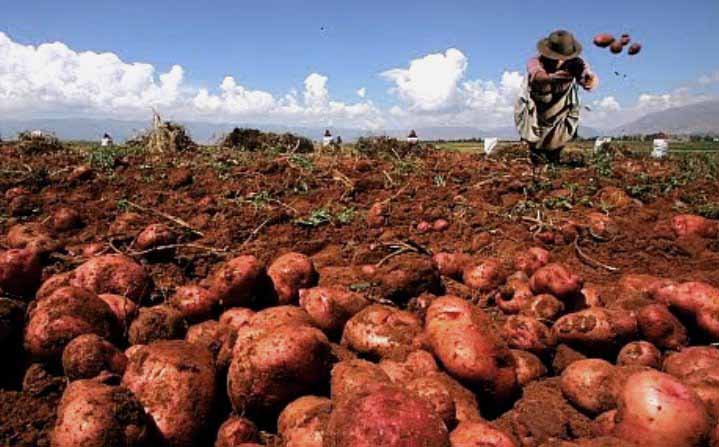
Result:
[515, 30, 598, 164]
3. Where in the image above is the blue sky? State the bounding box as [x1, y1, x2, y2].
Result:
[1, 0, 717, 129]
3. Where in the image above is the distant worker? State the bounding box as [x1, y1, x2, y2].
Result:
[515, 30, 599, 164]
[101, 133, 113, 147]
[407, 129, 418, 144]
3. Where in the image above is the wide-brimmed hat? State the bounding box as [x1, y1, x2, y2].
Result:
[537, 30, 582, 60]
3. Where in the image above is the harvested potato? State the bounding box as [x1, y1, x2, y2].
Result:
[514, 247, 551, 275]
[228, 323, 331, 416]
[185, 320, 233, 362]
[6, 223, 57, 253]
[24, 286, 118, 360]
[377, 253, 442, 304]
[299, 286, 369, 336]
[366, 202, 386, 228]
[530, 263, 583, 299]
[425, 296, 518, 402]
[655, 281, 719, 340]
[214, 416, 258, 447]
[553, 308, 637, 351]
[231, 305, 314, 353]
[496, 272, 534, 314]
[208, 255, 272, 307]
[219, 307, 255, 330]
[70, 255, 152, 302]
[268, 252, 318, 304]
[51, 207, 83, 232]
[168, 285, 218, 323]
[108, 212, 143, 235]
[325, 384, 450, 447]
[278, 396, 331, 447]
[671, 214, 719, 239]
[463, 259, 506, 292]
[503, 315, 556, 354]
[521, 294, 565, 321]
[560, 359, 617, 414]
[134, 223, 177, 253]
[378, 350, 438, 384]
[663, 346, 719, 379]
[98, 293, 138, 325]
[128, 305, 186, 345]
[341, 304, 423, 360]
[511, 349, 547, 386]
[594, 410, 617, 436]
[0, 248, 42, 297]
[122, 340, 217, 447]
[618, 274, 673, 298]
[62, 334, 127, 380]
[616, 341, 661, 369]
[331, 359, 390, 402]
[433, 252, 473, 279]
[406, 371, 481, 427]
[613, 370, 711, 447]
[51, 375, 151, 447]
[450, 420, 518, 447]
[636, 303, 688, 350]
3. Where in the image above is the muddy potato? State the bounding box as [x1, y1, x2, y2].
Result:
[108, 212, 143, 235]
[503, 315, 556, 354]
[98, 293, 138, 325]
[496, 272, 534, 314]
[268, 252, 318, 304]
[433, 252, 473, 279]
[663, 346, 719, 379]
[379, 350, 439, 384]
[134, 223, 177, 252]
[299, 286, 369, 336]
[232, 305, 314, 352]
[0, 247, 42, 297]
[218, 307, 255, 330]
[530, 263, 583, 299]
[406, 371, 481, 427]
[215, 416, 258, 447]
[51, 207, 83, 232]
[514, 247, 551, 275]
[4, 186, 30, 200]
[278, 395, 332, 447]
[24, 286, 118, 360]
[594, 410, 618, 436]
[341, 304, 423, 360]
[511, 349, 547, 386]
[6, 223, 57, 253]
[51, 375, 151, 447]
[450, 420, 518, 447]
[681, 367, 719, 419]
[228, 323, 331, 416]
[618, 274, 673, 297]
[185, 320, 233, 361]
[655, 281, 719, 340]
[122, 340, 217, 447]
[671, 214, 719, 239]
[593, 33, 615, 47]
[169, 285, 218, 323]
[560, 359, 617, 414]
[425, 296, 518, 402]
[128, 305, 186, 345]
[8, 194, 35, 216]
[366, 202, 386, 228]
[616, 341, 661, 369]
[62, 334, 127, 380]
[378, 253, 442, 304]
[207, 255, 272, 308]
[71, 255, 152, 302]
[521, 293, 565, 321]
[613, 370, 711, 447]
[636, 303, 688, 350]
[325, 384, 450, 447]
[330, 359, 391, 402]
[627, 43, 642, 56]
[463, 259, 506, 292]
[553, 308, 637, 351]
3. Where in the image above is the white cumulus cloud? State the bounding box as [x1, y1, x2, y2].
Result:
[356, 87, 366, 98]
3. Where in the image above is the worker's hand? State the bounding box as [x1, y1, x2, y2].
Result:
[549, 70, 573, 82]
[581, 73, 599, 90]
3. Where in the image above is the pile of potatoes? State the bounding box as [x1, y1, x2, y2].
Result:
[4, 211, 719, 447]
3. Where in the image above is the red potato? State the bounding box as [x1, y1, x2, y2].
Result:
[433, 252, 473, 279]
[425, 296, 518, 402]
[134, 223, 177, 253]
[24, 286, 118, 360]
[51, 375, 151, 447]
[36, 272, 73, 300]
[108, 212, 143, 235]
[627, 43, 642, 56]
[553, 308, 637, 351]
[593, 33, 615, 48]
[51, 207, 83, 232]
[299, 286, 369, 336]
[530, 263, 583, 299]
[496, 272, 534, 314]
[231, 305, 314, 353]
[377, 253, 442, 303]
[122, 340, 217, 447]
[619, 34, 631, 45]
[185, 320, 233, 361]
[672, 214, 719, 239]
[655, 281, 719, 340]
[613, 370, 711, 447]
[663, 346, 719, 379]
[341, 304, 423, 360]
[70, 255, 152, 302]
[219, 307, 255, 330]
[67, 164, 93, 182]
[560, 359, 617, 414]
[4, 186, 30, 200]
[324, 384, 450, 447]
[617, 341, 661, 369]
[450, 420, 518, 447]
[378, 350, 439, 384]
[463, 259, 507, 292]
[514, 247, 551, 276]
[503, 315, 556, 354]
[268, 252, 318, 304]
[62, 334, 127, 380]
[0, 248, 42, 297]
[610, 41, 624, 54]
[331, 359, 391, 402]
[594, 410, 617, 436]
[417, 221, 431, 233]
[215, 416, 258, 447]
[521, 293, 565, 321]
[618, 274, 673, 297]
[434, 219, 450, 232]
[6, 223, 57, 253]
[597, 187, 632, 208]
[206, 255, 271, 308]
[637, 304, 688, 350]
[98, 293, 138, 325]
[278, 396, 332, 447]
[511, 349, 547, 386]
[681, 368, 719, 419]
[128, 305, 186, 345]
[168, 285, 218, 323]
[406, 371, 481, 427]
[228, 323, 331, 416]
[366, 202, 386, 228]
